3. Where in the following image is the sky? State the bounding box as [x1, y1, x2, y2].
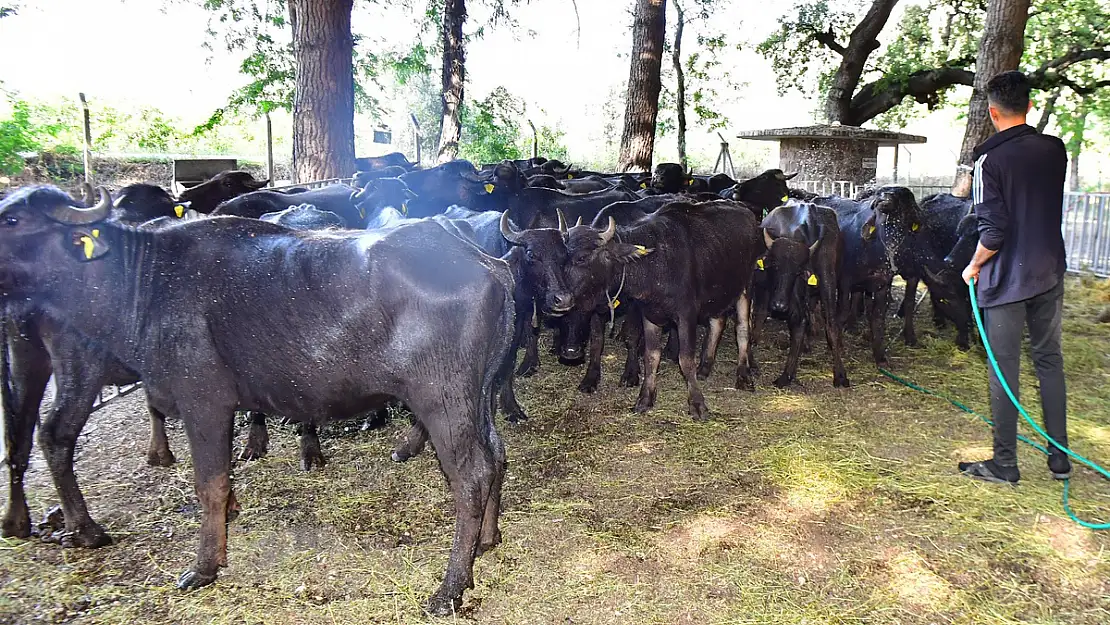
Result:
[1, 0, 1106, 183]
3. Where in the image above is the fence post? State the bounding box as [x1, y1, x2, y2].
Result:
[79, 93, 92, 183]
[265, 112, 274, 187]
[410, 113, 421, 166]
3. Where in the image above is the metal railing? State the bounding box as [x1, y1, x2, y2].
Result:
[1063, 192, 1110, 277]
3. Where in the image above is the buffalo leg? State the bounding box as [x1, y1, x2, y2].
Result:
[2, 320, 51, 540]
[871, 285, 892, 368]
[38, 358, 112, 548]
[697, 317, 727, 380]
[299, 423, 327, 472]
[821, 279, 850, 388]
[931, 291, 947, 328]
[392, 422, 428, 462]
[176, 408, 235, 591]
[619, 309, 643, 388]
[146, 404, 176, 467]
[239, 412, 269, 461]
[901, 276, 919, 346]
[774, 311, 807, 388]
[515, 304, 540, 378]
[735, 291, 755, 391]
[499, 374, 527, 423]
[749, 288, 770, 378]
[416, 394, 499, 616]
[478, 390, 506, 556]
[633, 316, 663, 413]
[578, 313, 605, 393]
[676, 317, 710, 420]
[662, 328, 680, 363]
[844, 291, 863, 333]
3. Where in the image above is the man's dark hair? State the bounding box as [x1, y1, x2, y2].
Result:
[986, 71, 1031, 116]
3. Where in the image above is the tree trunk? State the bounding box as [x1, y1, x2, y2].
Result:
[951, 0, 1031, 196]
[823, 0, 899, 124]
[618, 0, 667, 172]
[437, 0, 467, 163]
[289, 0, 356, 183]
[673, 0, 687, 168]
[1068, 107, 1088, 191]
[1035, 90, 1059, 133]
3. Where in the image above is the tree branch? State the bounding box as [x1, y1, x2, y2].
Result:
[812, 27, 846, 55]
[1029, 47, 1110, 80]
[1036, 89, 1059, 132]
[846, 65, 975, 126]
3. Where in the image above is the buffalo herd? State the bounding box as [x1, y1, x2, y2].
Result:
[0, 153, 977, 615]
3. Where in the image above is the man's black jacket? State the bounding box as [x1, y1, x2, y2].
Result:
[972, 123, 1068, 308]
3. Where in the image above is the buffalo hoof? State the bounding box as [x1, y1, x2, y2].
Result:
[688, 401, 711, 421]
[735, 374, 755, 393]
[515, 360, 538, 378]
[578, 375, 599, 394]
[933, 316, 947, 329]
[59, 524, 113, 549]
[833, 373, 851, 388]
[618, 372, 640, 388]
[424, 591, 462, 617]
[506, 409, 528, 424]
[772, 374, 795, 389]
[633, 395, 656, 414]
[956, 336, 971, 352]
[2, 505, 31, 540]
[176, 568, 218, 591]
[903, 334, 918, 347]
[696, 364, 713, 381]
[476, 530, 502, 557]
[240, 428, 269, 462]
[147, 447, 176, 468]
[875, 358, 890, 370]
[300, 448, 327, 472]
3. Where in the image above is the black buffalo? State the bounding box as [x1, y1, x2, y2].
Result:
[651, 163, 693, 193]
[0, 186, 515, 616]
[212, 184, 364, 227]
[754, 203, 848, 388]
[177, 170, 269, 214]
[399, 160, 498, 216]
[260, 204, 346, 230]
[353, 166, 409, 188]
[719, 169, 798, 217]
[354, 152, 416, 172]
[563, 200, 762, 418]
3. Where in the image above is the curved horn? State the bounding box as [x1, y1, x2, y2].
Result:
[574, 216, 583, 228]
[556, 208, 568, 234]
[808, 238, 820, 257]
[763, 228, 775, 250]
[923, 263, 944, 284]
[80, 182, 95, 207]
[500, 211, 525, 245]
[597, 216, 616, 245]
[50, 186, 112, 224]
[776, 171, 799, 181]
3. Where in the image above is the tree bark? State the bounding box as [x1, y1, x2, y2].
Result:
[289, 0, 356, 183]
[823, 0, 899, 124]
[437, 0, 467, 163]
[1035, 89, 1059, 132]
[845, 64, 974, 126]
[1068, 107, 1088, 191]
[618, 0, 667, 172]
[673, 0, 687, 168]
[951, 0, 1031, 196]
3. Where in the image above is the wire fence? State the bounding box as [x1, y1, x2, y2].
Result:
[1064, 192, 1110, 277]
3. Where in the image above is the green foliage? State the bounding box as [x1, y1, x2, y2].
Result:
[459, 86, 523, 164]
[0, 96, 65, 175]
[756, 0, 857, 95]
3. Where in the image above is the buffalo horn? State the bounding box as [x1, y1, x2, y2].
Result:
[80, 182, 95, 207]
[763, 228, 775, 249]
[598, 216, 616, 245]
[50, 186, 112, 224]
[809, 238, 820, 257]
[500, 211, 525, 244]
[777, 171, 799, 181]
[557, 208, 568, 234]
[575, 216, 583, 228]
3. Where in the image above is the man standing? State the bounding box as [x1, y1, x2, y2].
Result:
[959, 70, 1071, 484]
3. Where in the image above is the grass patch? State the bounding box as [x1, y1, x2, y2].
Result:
[2, 277, 1109, 624]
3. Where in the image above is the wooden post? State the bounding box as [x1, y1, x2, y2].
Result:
[528, 119, 538, 159]
[410, 113, 421, 165]
[79, 93, 92, 183]
[265, 112, 275, 187]
[892, 145, 899, 183]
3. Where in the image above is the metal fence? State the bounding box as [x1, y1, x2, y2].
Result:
[1063, 192, 1110, 277]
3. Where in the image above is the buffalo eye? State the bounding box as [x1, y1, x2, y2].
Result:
[3, 215, 17, 227]
[525, 249, 536, 262]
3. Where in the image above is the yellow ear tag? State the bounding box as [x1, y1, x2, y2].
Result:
[911, 223, 920, 232]
[634, 244, 650, 257]
[91, 229, 100, 238]
[401, 201, 408, 216]
[867, 225, 876, 236]
[687, 179, 694, 186]
[79, 236, 95, 259]
[640, 182, 647, 189]
[807, 273, 818, 286]
[484, 184, 495, 194]
[567, 174, 574, 179]
[781, 195, 789, 203]
[757, 258, 765, 270]
[611, 298, 620, 310]
[174, 205, 185, 218]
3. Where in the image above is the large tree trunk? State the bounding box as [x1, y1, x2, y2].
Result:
[951, 0, 1031, 196]
[289, 0, 356, 183]
[437, 0, 467, 163]
[672, 0, 687, 168]
[618, 0, 667, 172]
[823, 0, 899, 124]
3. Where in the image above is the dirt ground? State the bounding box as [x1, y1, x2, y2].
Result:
[2, 277, 1109, 625]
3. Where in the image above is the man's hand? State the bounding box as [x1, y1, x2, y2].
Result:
[962, 262, 980, 285]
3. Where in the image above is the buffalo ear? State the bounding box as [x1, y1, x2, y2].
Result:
[68, 228, 111, 262]
[605, 243, 654, 264]
[248, 179, 270, 190]
[861, 214, 878, 241]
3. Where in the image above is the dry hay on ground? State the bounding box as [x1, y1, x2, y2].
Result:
[2, 276, 1109, 624]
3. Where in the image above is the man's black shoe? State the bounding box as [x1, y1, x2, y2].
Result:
[1048, 452, 1072, 480]
[958, 459, 1020, 484]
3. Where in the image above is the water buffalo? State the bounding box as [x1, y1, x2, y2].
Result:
[177, 170, 269, 214]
